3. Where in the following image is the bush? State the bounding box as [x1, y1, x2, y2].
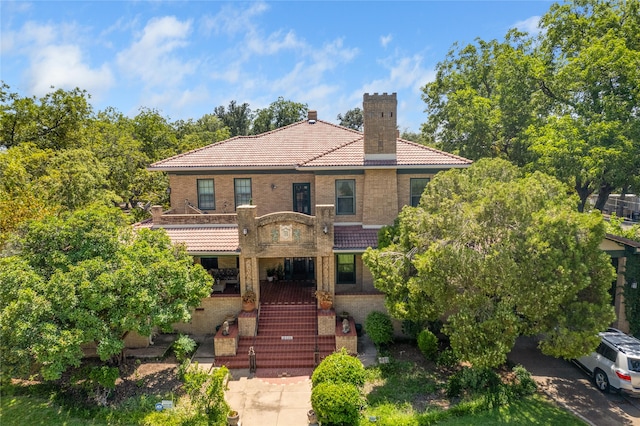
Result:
[512, 365, 537, 396]
[311, 348, 365, 389]
[365, 311, 394, 347]
[311, 382, 363, 426]
[446, 366, 500, 398]
[436, 348, 458, 368]
[173, 334, 197, 363]
[182, 364, 229, 424]
[417, 329, 438, 361]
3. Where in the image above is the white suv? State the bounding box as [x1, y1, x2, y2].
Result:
[576, 328, 640, 396]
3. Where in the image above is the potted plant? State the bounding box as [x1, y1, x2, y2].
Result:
[315, 290, 333, 310]
[242, 289, 257, 311]
[276, 263, 285, 280]
[266, 268, 276, 282]
[227, 409, 240, 425]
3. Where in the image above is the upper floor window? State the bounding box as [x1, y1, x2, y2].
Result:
[410, 178, 430, 207]
[336, 179, 355, 215]
[234, 178, 252, 208]
[197, 179, 215, 210]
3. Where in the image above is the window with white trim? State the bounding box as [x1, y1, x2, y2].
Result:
[336, 179, 355, 215]
[234, 178, 252, 208]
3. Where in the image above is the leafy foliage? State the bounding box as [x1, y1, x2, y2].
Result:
[364, 311, 394, 347]
[182, 364, 229, 425]
[337, 107, 363, 131]
[363, 159, 616, 367]
[311, 347, 366, 389]
[0, 206, 211, 381]
[251, 97, 308, 134]
[311, 382, 363, 426]
[173, 334, 197, 363]
[417, 329, 439, 361]
[421, 0, 640, 210]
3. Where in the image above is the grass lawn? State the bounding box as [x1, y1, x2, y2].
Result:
[436, 396, 585, 425]
[2, 342, 586, 425]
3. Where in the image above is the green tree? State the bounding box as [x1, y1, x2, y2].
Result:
[420, 0, 640, 211]
[0, 84, 93, 150]
[532, 0, 640, 211]
[214, 100, 252, 137]
[363, 159, 616, 368]
[421, 33, 541, 163]
[337, 107, 363, 131]
[174, 113, 230, 152]
[0, 205, 212, 381]
[251, 97, 308, 134]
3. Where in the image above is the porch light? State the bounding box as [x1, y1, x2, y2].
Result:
[323, 225, 328, 234]
[243, 228, 248, 236]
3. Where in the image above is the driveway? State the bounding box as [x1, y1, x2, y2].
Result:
[508, 336, 640, 425]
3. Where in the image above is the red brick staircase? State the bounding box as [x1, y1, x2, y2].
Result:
[214, 303, 335, 372]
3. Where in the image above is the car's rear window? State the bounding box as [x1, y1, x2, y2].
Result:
[629, 358, 640, 373]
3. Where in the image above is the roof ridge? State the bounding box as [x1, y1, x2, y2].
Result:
[398, 139, 473, 163]
[149, 136, 243, 167]
[299, 136, 363, 166]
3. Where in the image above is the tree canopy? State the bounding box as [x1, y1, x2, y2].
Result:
[421, 0, 640, 212]
[0, 205, 211, 381]
[251, 96, 308, 134]
[363, 159, 616, 368]
[337, 107, 363, 131]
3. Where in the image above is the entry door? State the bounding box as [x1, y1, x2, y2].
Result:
[293, 183, 311, 214]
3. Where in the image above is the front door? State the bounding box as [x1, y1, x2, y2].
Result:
[286, 257, 315, 281]
[293, 183, 311, 215]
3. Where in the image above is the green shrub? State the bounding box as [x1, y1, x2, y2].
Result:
[173, 334, 197, 363]
[183, 364, 229, 424]
[401, 320, 425, 340]
[512, 365, 537, 396]
[311, 347, 365, 389]
[436, 347, 458, 367]
[311, 381, 363, 426]
[365, 311, 394, 347]
[417, 329, 438, 361]
[446, 366, 500, 398]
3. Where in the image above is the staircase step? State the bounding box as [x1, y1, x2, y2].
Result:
[214, 299, 337, 370]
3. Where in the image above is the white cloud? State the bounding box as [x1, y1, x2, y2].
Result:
[246, 29, 305, 55]
[116, 16, 196, 88]
[380, 34, 392, 48]
[3, 20, 114, 98]
[512, 16, 541, 36]
[201, 2, 269, 36]
[27, 44, 114, 97]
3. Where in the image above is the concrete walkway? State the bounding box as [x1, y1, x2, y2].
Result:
[190, 334, 377, 426]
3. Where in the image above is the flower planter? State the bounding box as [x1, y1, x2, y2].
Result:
[319, 300, 333, 310]
[242, 301, 256, 312]
[227, 410, 239, 425]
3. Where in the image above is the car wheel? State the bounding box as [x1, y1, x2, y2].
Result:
[594, 368, 610, 393]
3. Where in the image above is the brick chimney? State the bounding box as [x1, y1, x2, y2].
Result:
[363, 92, 397, 161]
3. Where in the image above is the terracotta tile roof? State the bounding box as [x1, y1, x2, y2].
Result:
[149, 120, 362, 170]
[334, 226, 380, 251]
[153, 226, 240, 253]
[148, 120, 471, 171]
[300, 138, 471, 168]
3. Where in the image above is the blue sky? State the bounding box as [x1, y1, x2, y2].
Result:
[1, 1, 552, 133]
